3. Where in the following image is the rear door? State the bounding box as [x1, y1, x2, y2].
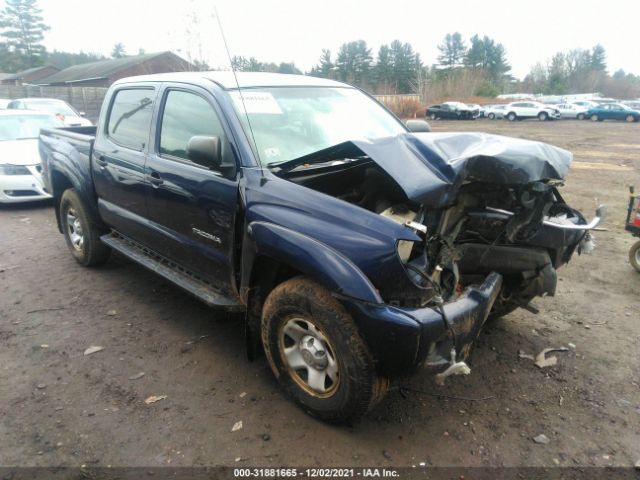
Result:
[144, 85, 240, 295]
[92, 85, 158, 243]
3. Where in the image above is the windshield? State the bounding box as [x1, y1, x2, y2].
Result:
[24, 100, 78, 116]
[229, 87, 406, 165]
[0, 114, 62, 141]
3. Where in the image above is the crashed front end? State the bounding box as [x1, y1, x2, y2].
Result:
[275, 132, 603, 379]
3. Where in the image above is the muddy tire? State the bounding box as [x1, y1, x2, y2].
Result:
[60, 189, 110, 267]
[261, 277, 386, 424]
[629, 241, 640, 272]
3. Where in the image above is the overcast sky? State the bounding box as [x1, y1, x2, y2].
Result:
[34, 0, 639, 79]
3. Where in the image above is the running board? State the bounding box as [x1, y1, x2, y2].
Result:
[101, 232, 243, 310]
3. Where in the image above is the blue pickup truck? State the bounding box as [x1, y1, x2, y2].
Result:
[39, 72, 603, 423]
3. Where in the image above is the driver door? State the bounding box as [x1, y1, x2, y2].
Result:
[144, 85, 239, 295]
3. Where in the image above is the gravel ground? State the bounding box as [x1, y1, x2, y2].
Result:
[1, 119, 639, 470]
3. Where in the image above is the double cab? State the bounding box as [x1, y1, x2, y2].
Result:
[39, 72, 603, 423]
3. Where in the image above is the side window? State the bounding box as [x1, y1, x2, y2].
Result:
[107, 88, 154, 151]
[159, 90, 230, 164]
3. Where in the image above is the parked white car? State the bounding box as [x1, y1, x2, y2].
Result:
[571, 100, 600, 110]
[485, 104, 507, 120]
[7, 98, 93, 127]
[622, 101, 640, 111]
[0, 111, 63, 203]
[504, 101, 561, 121]
[0, 99, 10, 110]
[555, 103, 588, 120]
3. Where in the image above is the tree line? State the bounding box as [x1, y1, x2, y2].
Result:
[2, 0, 639, 100]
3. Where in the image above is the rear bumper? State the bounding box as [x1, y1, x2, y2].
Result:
[340, 272, 503, 377]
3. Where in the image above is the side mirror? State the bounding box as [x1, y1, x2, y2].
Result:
[186, 135, 235, 176]
[406, 119, 431, 133]
[79, 111, 86, 117]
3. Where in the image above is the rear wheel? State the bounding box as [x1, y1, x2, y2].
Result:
[626, 114, 636, 123]
[261, 277, 387, 424]
[538, 111, 548, 121]
[60, 189, 110, 266]
[507, 112, 517, 121]
[577, 113, 585, 120]
[488, 113, 496, 120]
[629, 241, 640, 272]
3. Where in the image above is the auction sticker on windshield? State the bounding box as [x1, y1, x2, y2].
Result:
[230, 91, 282, 114]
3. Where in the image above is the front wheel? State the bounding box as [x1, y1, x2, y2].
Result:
[591, 114, 599, 122]
[507, 112, 517, 121]
[538, 111, 548, 121]
[488, 113, 496, 120]
[429, 113, 437, 120]
[261, 277, 387, 424]
[60, 189, 111, 266]
[630, 241, 640, 272]
[577, 113, 585, 120]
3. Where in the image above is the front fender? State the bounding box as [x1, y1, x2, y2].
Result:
[245, 221, 383, 304]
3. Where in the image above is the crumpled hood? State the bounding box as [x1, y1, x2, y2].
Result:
[294, 132, 573, 208]
[0, 139, 40, 166]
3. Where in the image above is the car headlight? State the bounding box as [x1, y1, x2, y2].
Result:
[0, 164, 31, 175]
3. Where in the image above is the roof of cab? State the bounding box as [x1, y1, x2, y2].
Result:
[113, 71, 351, 89]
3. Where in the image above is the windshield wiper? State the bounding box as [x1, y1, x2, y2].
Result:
[267, 141, 367, 173]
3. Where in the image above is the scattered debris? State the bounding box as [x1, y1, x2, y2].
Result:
[568, 343, 576, 349]
[27, 306, 66, 314]
[40, 344, 49, 348]
[519, 347, 568, 368]
[144, 395, 167, 405]
[535, 347, 569, 368]
[635, 459, 640, 469]
[533, 434, 550, 444]
[231, 420, 243, 432]
[36, 384, 46, 389]
[19, 217, 31, 223]
[128, 372, 145, 380]
[239, 392, 247, 398]
[382, 450, 392, 460]
[106, 310, 118, 316]
[0, 265, 19, 272]
[235, 457, 242, 462]
[262, 433, 270, 441]
[518, 350, 535, 361]
[83, 346, 104, 356]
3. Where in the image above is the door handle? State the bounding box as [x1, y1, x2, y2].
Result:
[147, 171, 164, 186]
[95, 155, 108, 167]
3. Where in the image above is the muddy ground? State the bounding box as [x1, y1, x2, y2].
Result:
[1, 119, 639, 470]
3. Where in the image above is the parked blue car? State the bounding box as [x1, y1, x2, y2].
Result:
[586, 103, 640, 122]
[38, 72, 602, 423]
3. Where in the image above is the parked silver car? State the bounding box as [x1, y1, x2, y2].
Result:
[555, 103, 588, 120]
[485, 104, 507, 120]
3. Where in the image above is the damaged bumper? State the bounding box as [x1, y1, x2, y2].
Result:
[339, 272, 503, 377]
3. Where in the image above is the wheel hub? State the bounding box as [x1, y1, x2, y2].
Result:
[280, 317, 340, 397]
[300, 335, 328, 370]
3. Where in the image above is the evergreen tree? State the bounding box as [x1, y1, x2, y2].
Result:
[436, 32, 466, 69]
[0, 0, 49, 71]
[111, 42, 126, 58]
[374, 44, 392, 89]
[335, 40, 372, 87]
[309, 49, 334, 78]
[590, 44, 607, 72]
